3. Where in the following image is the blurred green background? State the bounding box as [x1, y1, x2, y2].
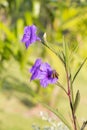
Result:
[0, 0, 87, 129]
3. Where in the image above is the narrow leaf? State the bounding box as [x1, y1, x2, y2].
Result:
[56, 81, 67, 95]
[41, 102, 72, 130]
[81, 121, 87, 130]
[42, 34, 66, 66]
[42, 34, 58, 57]
[69, 71, 74, 105]
[69, 44, 79, 63]
[42, 40, 66, 67]
[63, 37, 69, 69]
[58, 53, 65, 66]
[73, 90, 80, 114]
[72, 57, 87, 84]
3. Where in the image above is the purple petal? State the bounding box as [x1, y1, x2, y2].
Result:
[21, 34, 29, 43]
[25, 41, 31, 48]
[30, 25, 41, 42]
[40, 77, 58, 87]
[30, 35, 37, 43]
[40, 63, 52, 72]
[22, 26, 31, 46]
[31, 25, 37, 34]
[30, 69, 45, 80]
[30, 25, 37, 43]
[30, 59, 42, 74]
[40, 78, 49, 87]
[24, 26, 31, 34]
[37, 71, 47, 79]
[30, 70, 38, 80]
[48, 78, 58, 84]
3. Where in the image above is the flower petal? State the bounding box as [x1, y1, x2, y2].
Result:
[30, 25, 37, 43]
[37, 71, 46, 79]
[21, 25, 41, 48]
[30, 59, 42, 74]
[31, 25, 37, 34]
[40, 63, 51, 72]
[25, 41, 31, 48]
[24, 26, 31, 34]
[40, 78, 49, 87]
[48, 77, 58, 84]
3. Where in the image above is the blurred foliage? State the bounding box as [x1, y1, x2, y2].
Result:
[0, 0, 87, 106]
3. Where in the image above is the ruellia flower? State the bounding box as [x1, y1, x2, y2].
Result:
[30, 59, 58, 87]
[21, 25, 41, 48]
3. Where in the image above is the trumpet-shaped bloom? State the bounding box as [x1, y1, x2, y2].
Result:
[30, 59, 58, 87]
[21, 25, 41, 48]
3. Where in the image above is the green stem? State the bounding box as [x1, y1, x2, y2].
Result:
[56, 81, 68, 95]
[81, 121, 87, 130]
[70, 74, 74, 105]
[66, 68, 77, 130]
[43, 42, 58, 56]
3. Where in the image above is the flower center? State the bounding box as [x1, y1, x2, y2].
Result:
[47, 70, 52, 78]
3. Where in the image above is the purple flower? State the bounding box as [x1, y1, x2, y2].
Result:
[30, 59, 42, 80]
[30, 59, 58, 87]
[21, 25, 41, 48]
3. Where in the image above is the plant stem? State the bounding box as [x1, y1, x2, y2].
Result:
[56, 81, 68, 96]
[66, 68, 77, 130]
[81, 121, 87, 130]
[43, 42, 58, 56]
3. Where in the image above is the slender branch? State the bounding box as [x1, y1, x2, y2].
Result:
[72, 57, 87, 84]
[81, 121, 87, 130]
[42, 42, 58, 56]
[42, 42, 66, 67]
[56, 81, 68, 95]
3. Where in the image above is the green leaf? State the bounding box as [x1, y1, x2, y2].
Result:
[42, 34, 66, 66]
[56, 81, 67, 95]
[63, 37, 69, 69]
[58, 52, 66, 66]
[72, 57, 87, 84]
[81, 121, 87, 130]
[69, 70, 74, 106]
[73, 90, 80, 114]
[40, 102, 72, 130]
